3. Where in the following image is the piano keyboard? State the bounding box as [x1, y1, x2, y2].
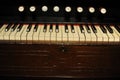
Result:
[0, 23, 120, 45]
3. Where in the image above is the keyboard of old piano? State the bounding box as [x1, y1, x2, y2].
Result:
[20, 24, 29, 44]
[27, 24, 35, 44]
[33, 24, 41, 44]
[51, 24, 56, 44]
[0, 24, 8, 41]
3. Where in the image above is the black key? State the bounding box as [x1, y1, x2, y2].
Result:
[91, 24, 97, 33]
[100, 25, 107, 33]
[34, 24, 38, 32]
[27, 24, 32, 32]
[56, 24, 59, 33]
[17, 24, 23, 32]
[105, 25, 113, 33]
[71, 25, 75, 33]
[114, 25, 120, 33]
[5, 24, 13, 32]
[79, 25, 84, 33]
[85, 25, 91, 33]
[65, 24, 68, 33]
[43, 24, 47, 32]
[49, 24, 53, 32]
[11, 24, 18, 32]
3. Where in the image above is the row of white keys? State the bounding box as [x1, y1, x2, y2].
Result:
[76, 25, 85, 42]
[10, 24, 20, 40]
[111, 26, 120, 42]
[0, 24, 8, 40]
[4, 24, 14, 40]
[104, 25, 114, 42]
[94, 25, 103, 42]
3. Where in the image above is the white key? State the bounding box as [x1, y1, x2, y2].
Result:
[20, 24, 29, 43]
[26, 24, 35, 43]
[83, 25, 91, 42]
[94, 25, 103, 42]
[68, 25, 74, 42]
[56, 25, 62, 43]
[44, 25, 50, 42]
[73, 25, 79, 42]
[111, 26, 120, 42]
[76, 25, 85, 42]
[89, 25, 97, 42]
[104, 26, 114, 42]
[39, 24, 45, 43]
[33, 24, 41, 41]
[62, 25, 68, 43]
[51, 25, 56, 43]
[0, 24, 8, 40]
[15, 25, 26, 41]
[97, 26, 108, 42]
[4, 24, 14, 40]
[10, 24, 19, 40]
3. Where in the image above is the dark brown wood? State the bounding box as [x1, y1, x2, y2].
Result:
[0, 44, 120, 78]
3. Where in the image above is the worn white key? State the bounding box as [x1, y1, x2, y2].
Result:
[89, 25, 97, 41]
[27, 25, 35, 40]
[68, 25, 74, 42]
[62, 25, 68, 43]
[39, 24, 45, 43]
[83, 25, 91, 42]
[73, 25, 79, 42]
[44, 24, 50, 42]
[51, 24, 56, 43]
[10, 24, 19, 40]
[97, 26, 108, 42]
[33, 24, 41, 41]
[4, 24, 14, 40]
[20, 24, 29, 43]
[0, 24, 8, 40]
[94, 25, 103, 42]
[111, 26, 120, 42]
[76, 25, 85, 42]
[56, 25, 62, 43]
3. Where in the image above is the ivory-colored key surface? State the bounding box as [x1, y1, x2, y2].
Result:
[0, 24, 8, 40]
[50, 24, 56, 43]
[56, 25, 62, 43]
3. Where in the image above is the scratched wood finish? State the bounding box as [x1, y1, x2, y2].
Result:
[0, 44, 120, 78]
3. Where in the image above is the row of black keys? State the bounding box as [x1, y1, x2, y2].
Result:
[0, 24, 120, 34]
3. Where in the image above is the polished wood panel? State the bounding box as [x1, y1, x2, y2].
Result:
[0, 44, 120, 78]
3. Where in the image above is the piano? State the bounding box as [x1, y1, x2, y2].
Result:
[0, 0, 120, 79]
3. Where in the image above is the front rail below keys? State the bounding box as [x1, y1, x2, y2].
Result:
[0, 23, 120, 45]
